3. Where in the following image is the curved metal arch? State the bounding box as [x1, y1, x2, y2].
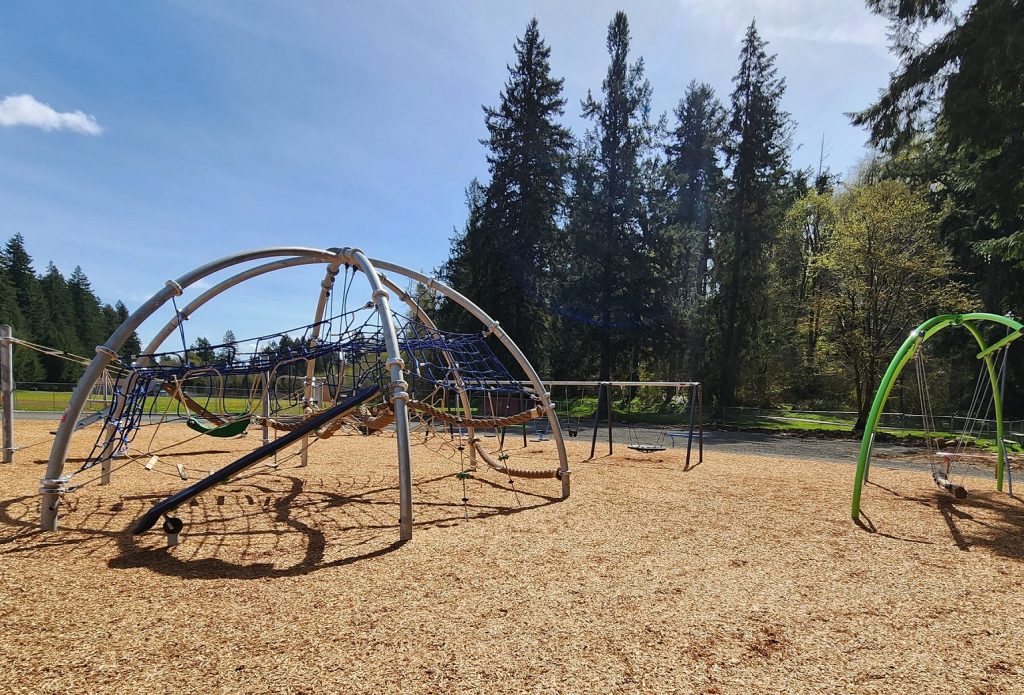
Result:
[851, 312, 1024, 520]
[376, 277, 479, 469]
[40, 247, 415, 539]
[369, 259, 570, 498]
[138, 256, 324, 360]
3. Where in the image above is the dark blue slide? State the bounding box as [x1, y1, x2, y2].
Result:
[133, 385, 380, 535]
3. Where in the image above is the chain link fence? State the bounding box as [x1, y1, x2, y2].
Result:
[720, 406, 1024, 442]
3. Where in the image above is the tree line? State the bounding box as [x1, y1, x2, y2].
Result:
[4, 3, 1021, 429]
[0, 233, 141, 384]
[432, 4, 1023, 427]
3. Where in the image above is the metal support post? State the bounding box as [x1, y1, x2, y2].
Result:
[606, 382, 613, 456]
[684, 383, 697, 469]
[1, 325, 14, 463]
[261, 371, 270, 447]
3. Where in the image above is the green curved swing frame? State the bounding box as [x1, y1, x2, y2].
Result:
[851, 312, 1024, 520]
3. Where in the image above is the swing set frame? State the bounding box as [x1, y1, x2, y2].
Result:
[546, 380, 703, 466]
[851, 312, 1024, 520]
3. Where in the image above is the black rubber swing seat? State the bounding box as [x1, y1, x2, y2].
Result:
[628, 444, 666, 453]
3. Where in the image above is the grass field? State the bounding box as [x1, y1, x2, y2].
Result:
[7, 390, 295, 416]
[8, 389, 1020, 456]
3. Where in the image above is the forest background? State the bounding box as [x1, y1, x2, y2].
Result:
[3, 1, 1021, 429]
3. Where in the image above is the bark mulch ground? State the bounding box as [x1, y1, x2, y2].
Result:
[1, 420, 1022, 694]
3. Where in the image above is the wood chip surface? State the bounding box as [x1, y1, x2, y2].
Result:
[1, 420, 1022, 694]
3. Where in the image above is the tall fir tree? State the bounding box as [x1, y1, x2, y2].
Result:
[114, 301, 141, 358]
[437, 180, 490, 334]
[216, 329, 237, 363]
[665, 81, 727, 378]
[483, 17, 572, 371]
[438, 19, 573, 372]
[67, 265, 107, 355]
[38, 263, 82, 382]
[853, 0, 1024, 318]
[853, 0, 1024, 421]
[1, 233, 47, 380]
[440, 19, 571, 374]
[0, 260, 26, 339]
[552, 143, 602, 378]
[576, 10, 656, 380]
[712, 20, 791, 410]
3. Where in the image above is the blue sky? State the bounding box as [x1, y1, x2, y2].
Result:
[1, 0, 894, 349]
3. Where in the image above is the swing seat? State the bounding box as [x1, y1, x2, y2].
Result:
[932, 470, 968, 499]
[628, 444, 666, 453]
[933, 450, 1012, 462]
[187, 415, 251, 438]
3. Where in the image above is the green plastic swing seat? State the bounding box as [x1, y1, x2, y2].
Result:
[186, 415, 252, 438]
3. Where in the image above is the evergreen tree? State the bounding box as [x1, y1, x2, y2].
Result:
[712, 20, 791, 410]
[100, 303, 120, 351]
[552, 143, 603, 378]
[853, 1, 1024, 263]
[576, 11, 656, 380]
[38, 263, 82, 382]
[437, 180, 490, 335]
[0, 261, 26, 338]
[67, 265, 107, 355]
[115, 301, 141, 358]
[664, 81, 728, 378]
[445, 19, 571, 374]
[439, 20, 571, 374]
[1, 234, 47, 380]
[216, 330, 237, 363]
[189, 337, 215, 366]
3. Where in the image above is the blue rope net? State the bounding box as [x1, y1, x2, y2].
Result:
[77, 304, 537, 473]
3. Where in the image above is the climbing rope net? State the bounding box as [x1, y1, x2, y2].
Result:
[65, 266, 561, 500]
[36, 249, 572, 544]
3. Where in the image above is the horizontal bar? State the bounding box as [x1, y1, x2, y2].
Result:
[488, 380, 700, 388]
[976, 326, 1024, 359]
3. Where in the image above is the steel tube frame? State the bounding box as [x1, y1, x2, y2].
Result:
[376, 277, 477, 470]
[851, 313, 1024, 520]
[300, 261, 343, 467]
[369, 260, 570, 498]
[40, 247, 414, 537]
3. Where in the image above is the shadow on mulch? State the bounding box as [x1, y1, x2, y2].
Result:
[856, 480, 1024, 560]
[0, 472, 559, 580]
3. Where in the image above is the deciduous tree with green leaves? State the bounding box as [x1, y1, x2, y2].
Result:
[814, 179, 971, 429]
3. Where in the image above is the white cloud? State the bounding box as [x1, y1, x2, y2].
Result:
[0, 94, 103, 135]
[682, 0, 889, 50]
